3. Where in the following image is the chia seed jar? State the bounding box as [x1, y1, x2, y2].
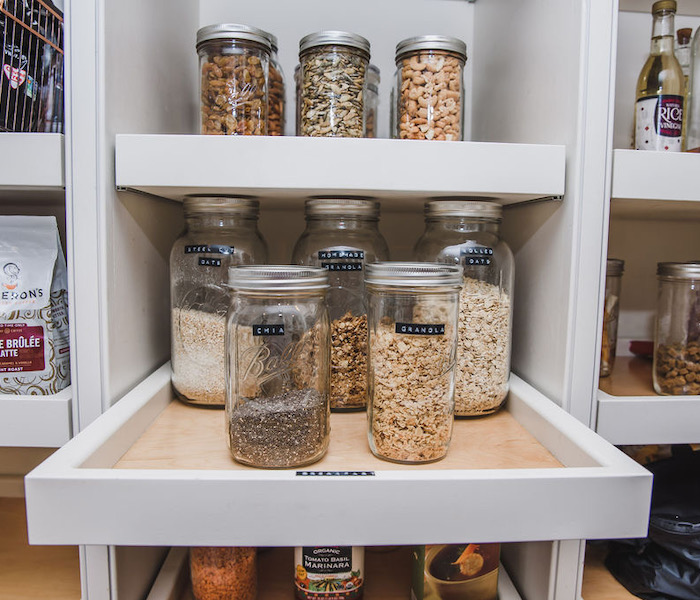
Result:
[227, 266, 330, 468]
[365, 263, 462, 464]
[291, 197, 389, 411]
[600, 259, 624, 378]
[170, 196, 267, 408]
[197, 23, 271, 135]
[299, 31, 370, 137]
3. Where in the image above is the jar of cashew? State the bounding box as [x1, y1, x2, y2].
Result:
[395, 35, 467, 141]
[197, 24, 271, 135]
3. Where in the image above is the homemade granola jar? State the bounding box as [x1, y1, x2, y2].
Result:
[197, 24, 271, 135]
[171, 196, 267, 408]
[600, 259, 624, 378]
[266, 31, 285, 136]
[299, 31, 370, 137]
[292, 198, 389, 411]
[365, 263, 462, 464]
[653, 262, 700, 395]
[190, 547, 256, 600]
[395, 35, 467, 141]
[414, 200, 513, 416]
[227, 266, 330, 468]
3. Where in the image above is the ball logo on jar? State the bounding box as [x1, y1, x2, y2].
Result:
[241, 338, 312, 387]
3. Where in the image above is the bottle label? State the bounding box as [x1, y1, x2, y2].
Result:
[395, 323, 446, 335]
[461, 245, 493, 266]
[0, 323, 45, 372]
[635, 95, 683, 151]
[295, 546, 364, 599]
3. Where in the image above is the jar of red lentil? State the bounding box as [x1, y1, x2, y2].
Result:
[190, 547, 256, 600]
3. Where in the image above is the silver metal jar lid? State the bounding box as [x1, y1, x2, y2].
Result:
[229, 265, 329, 292]
[365, 262, 463, 288]
[395, 35, 467, 63]
[196, 23, 272, 52]
[305, 197, 379, 218]
[657, 261, 700, 279]
[606, 258, 624, 277]
[183, 195, 259, 216]
[426, 199, 502, 220]
[299, 31, 371, 58]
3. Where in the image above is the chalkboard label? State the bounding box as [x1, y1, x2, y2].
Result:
[395, 323, 446, 335]
[321, 262, 363, 271]
[318, 250, 364, 260]
[461, 246, 493, 266]
[185, 244, 234, 255]
[198, 257, 221, 267]
[252, 324, 285, 336]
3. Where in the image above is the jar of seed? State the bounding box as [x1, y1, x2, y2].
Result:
[365, 263, 462, 464]
[292, 197, 389, 411]
[227, 266, 331, 468]
[170, 196, 267, 408]
[197, 24, 271, 135]
[299, 31, 370, 137]
[395, 35, 467, 141]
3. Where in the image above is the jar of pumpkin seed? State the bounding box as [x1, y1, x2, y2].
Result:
[299, 31, 370, 137]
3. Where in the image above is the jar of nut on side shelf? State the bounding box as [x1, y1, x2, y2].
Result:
[653, 262, 700, 395]
[299, 31, 370, 137]
[291, 197, 389, 412]
[197, 23, 271, 135]
[170, 196, 267, 408]
[266, 31, 285, 135]
[600, 258, 624, 377]
[414, 200, 514, 417]
[365, 263, 462, 464]
[395, 35, 467, 141]
[227, 266, 331, 468]
[365, 64, 380, 138]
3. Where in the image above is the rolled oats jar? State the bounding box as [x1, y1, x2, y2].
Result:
[292, 197, 389, 411]
[653, 262, 700, 395]
[227, 266, 330, 468]
[170, 196, 267, 408]
[299, 31, 370, 137]
[395, 35, 467, 141]
[365, 262, 462, 464]
[414, 199, 513, 417]
[197, 24, 271, 135]
[600, 258, 624, 378]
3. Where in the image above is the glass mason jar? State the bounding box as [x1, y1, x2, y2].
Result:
[395, 35, 467, 141]
[266, 32, 285, 136]
[292, 198, 389, 411]
[365, 263, 462, 464]
[414, 200, 514, 416]
[299, 31, 370, 137]
[294, 63, 301, 136]
[365, 64, 380, 138]
[227, 266, 331, 468]
[197, 24, 271, 135]
[600, 258, 624, 378]
[190, 547, 257, 600]
[171, 196, 267, 408]
[653, 262, 700, 395]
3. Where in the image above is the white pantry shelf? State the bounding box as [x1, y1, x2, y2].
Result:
[0, 133, 65, 200]
[25, 363, 651, 547]
[114, 135, 566, 207]
[0, 386, 72, 448]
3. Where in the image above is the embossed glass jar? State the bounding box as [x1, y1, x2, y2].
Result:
[266, 31, 285, 136]
[414, 200, 513, 416]
[170, 196, 267, 408]
[292, 197, 389, 411]
[600, 258, 624, 377]
[365, 263, 462, 464]
[227, 266, 330, 468]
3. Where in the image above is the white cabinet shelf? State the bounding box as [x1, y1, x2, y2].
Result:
[0, 133, 65, 201]
[0, 386, 72, 448]
[25, 363, 651, 547]
[115, 135, 566, 207]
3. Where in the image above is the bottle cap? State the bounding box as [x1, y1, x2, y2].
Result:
[196, 24, 272, 53]
[395, 35, 467, 63]
[426, 199, 502, 220]
[652, 0, 676, 14]
[365, 262, 463, 288]
[677, 27, 693, 44]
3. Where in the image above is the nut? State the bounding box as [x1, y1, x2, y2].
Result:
[331, 312, 368, 410]
[655, 340, 700, 395]
[268, 63, 285, 136]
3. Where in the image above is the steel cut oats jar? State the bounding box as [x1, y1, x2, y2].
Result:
[365, 262, 462, 464]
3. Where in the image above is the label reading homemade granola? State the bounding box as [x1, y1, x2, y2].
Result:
[396, 323, 445, 335]
[295, 546, 364, 600]
[461, 245, 493, 266]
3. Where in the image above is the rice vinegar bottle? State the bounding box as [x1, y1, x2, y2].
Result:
[635, 0, 685, 151]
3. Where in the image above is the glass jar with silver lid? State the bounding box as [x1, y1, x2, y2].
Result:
[365, 262, 462, 464]
[299, 31, 371, 137]
[395, 35, 467, 141]
[365, 64, 380, 138]
[226, 266, 330, 468]
[653, 262, 700, 395]
[265, 31, 285, 136]
[600, 258, 624, 378]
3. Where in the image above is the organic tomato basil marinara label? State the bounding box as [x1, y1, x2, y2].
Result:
[294, 546, 364, 600]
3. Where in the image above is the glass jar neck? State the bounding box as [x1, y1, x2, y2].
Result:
[425, 216, 500, 235]
[186, 213, 256, 230]
[305, 215, 379, 231]
[651, 10, 676, 55]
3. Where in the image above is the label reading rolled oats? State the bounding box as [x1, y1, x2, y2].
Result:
[461, 246, 493, 266]
[395, 323, 445, 335]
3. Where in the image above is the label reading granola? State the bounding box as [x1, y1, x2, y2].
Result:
[185, 244, 234, 254]
[321, 262, 363, 271]
[395, 323, 445, 335]
[252, 324, 285, 336]
[0, 323, 44, 372]
[461, 245, 493, 266]
[295, 546, 364, 600]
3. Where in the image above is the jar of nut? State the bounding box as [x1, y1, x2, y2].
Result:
[414, 200, 514, 417]
[365, 64, 380, 138]
[291, 197, 390, 411]
[653, 262, 700, 395]
[365, 263, 462, 464]
[265, 31, 285, 136]
[299, 31, 371, 137]
[197, 24, 271, 135]
[600, 259, 624, 377]
[395, 35, 467, 141]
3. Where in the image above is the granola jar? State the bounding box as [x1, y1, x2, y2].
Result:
[299, 31, 370, 137]
[600, 259, 624, 378]
[227, 266, 330, 468]
[365, 64, 380, 138]
[266, 32, 285, 136]
[171, 196, 267, 408]
[414, 200, 513, 416]
[395, 35, 467, 141]
[365, 263, 462, 464]
[653, 262, 700, 395]
[291, 198, 389, 411]
[190, 547, 256, 600]
[197, 24, 271, 135]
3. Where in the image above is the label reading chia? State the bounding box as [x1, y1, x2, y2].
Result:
[252, 324, 285, 336]
[185, 244, 235, 255]
[395, 323, 445, 335]
[461, 245, 493, 266]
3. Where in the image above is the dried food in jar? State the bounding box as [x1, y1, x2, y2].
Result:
[190, 546, 256, 600]
[654, 341, 700, 395]
[268, 60, 285, 135]
[330, 312, 368, 410]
